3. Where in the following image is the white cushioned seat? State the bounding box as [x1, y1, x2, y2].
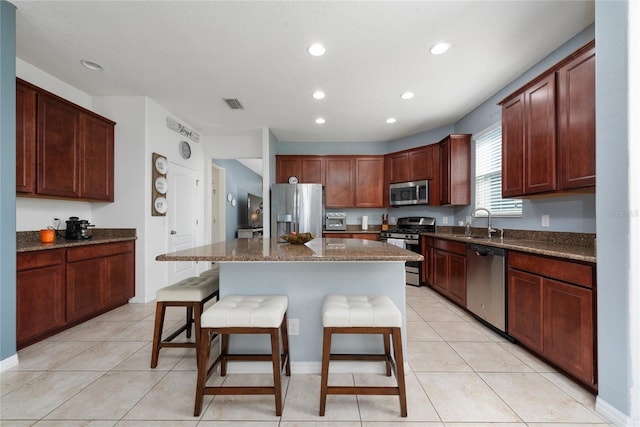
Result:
[201, 295, 288, 328]
[322, 295, 401, 328]
[156, 276, 219, 302]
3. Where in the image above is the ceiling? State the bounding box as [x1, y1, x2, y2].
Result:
[12, 1, 594, 143]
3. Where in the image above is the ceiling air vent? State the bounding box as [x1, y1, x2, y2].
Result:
[224, 98, 244, 110]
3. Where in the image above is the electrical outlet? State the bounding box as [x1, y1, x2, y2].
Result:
[442, 216, 449, 225]
[466, 216, 472, 225]
[542, 214, 550, 227]
[288, 318, 299, 336]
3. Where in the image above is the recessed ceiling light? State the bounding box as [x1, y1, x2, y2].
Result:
[312, 90, 326, 100]
[401, 92, 414, 100]
[430, 42, 452, 55]
[386, 118, 397, 124]
[308, 43, 326, 56]
[80, 59, 103, 71]
[315, 117, 326, 124]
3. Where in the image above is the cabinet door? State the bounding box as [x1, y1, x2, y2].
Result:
[524, 74, 556, 194]
[507, 269, 544, 353]
[543, 278, 594, 384]
[325, 157, 354, 207]
[16, 80, 37, 194]
[410, 145, 434, 180]
[324, 233, 352, 238]
[557, 46, 596, 190]
[439, 139, 451, 205]
[354, 156, 384, 207]
[275, 156, 301, 183]
[388, 152, 410, 183]
[421, 236, 433, 285]
[356, 233, 380, 241]
[502, 94, 525, 197]
[448, 253, 466, 306]
[67, 258, 105, 322]
[17, 263, 65, 347]
[104, 251, 135, 307]
[37, 93, 81, 198]
[449, 135, 471, 205]
[80, 113, 114, 201]
[300, 156, 324, 184]
[433, 249, 448, 294]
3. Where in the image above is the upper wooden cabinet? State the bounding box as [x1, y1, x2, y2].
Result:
[275, 155, 324, 184]
[500, 41, 595, 198]
[324, 156, 354, 208]
[354, 156, 384, 208]
[385, 144, 435, 184]
[438, 134, 471, 206]
[16, 78, 115, 201]
[16, 81, 37, 194]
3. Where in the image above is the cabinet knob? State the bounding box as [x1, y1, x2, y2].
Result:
[170, 230, 177, 235]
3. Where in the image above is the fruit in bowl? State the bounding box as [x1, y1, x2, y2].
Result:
[280, 232, 314, 244]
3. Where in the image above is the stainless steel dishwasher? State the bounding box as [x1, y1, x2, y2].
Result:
[466, 243, 506, 332]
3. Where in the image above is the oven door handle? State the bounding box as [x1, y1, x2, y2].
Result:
[405, 239, 419, 245]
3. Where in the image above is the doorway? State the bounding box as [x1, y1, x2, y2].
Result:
[211, 163, 226, 243]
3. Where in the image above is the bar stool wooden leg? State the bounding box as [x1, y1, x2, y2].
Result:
[383, 332, 392, 376]
[269, 328, 283, 416]
[281, 312, 291, 376]
[392, 327, 407, 417]
[319, 326, 332, 416]
[194, 327, 211, 416]
[151, 301, 166, 368]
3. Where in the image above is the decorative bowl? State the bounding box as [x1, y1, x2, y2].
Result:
[280, 232, 315, 244]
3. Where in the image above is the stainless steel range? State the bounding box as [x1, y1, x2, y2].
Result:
[380, 216, 436, 286]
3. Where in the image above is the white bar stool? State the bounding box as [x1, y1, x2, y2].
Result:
[194, 295, 291, 416]
[150, 274, 219, 368]
[319, 294, 407, 417]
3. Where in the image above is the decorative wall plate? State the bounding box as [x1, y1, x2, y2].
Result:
[154, 176, 168, 194]
[155, 156, 168, 174]
[154, 196, 168, 214]
[179, 140, 191, 159]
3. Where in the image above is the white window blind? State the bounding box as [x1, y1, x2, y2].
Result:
[475, 126, 522, 216]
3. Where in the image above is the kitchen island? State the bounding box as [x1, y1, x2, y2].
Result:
[156, 237, 422, 374]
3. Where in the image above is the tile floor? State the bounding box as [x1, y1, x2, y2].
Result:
[1, 285, 612, 426]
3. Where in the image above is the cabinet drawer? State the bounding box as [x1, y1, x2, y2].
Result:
[67, 241, 134, 262]
[508, 251, 593, 289]
[17, 248, 65, 271]
[433, 238, 466, 255]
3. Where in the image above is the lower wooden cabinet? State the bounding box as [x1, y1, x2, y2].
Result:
[431, 238, 466, 306]
[17, 249, 66, 348]
[508, 251, 596, 389]
[17, 241, 135, 349]
[323, 232, 379, 241]
[420, 236, 434, 285]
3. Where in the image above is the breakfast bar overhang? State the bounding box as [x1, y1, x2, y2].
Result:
[156, 237, 423, 374]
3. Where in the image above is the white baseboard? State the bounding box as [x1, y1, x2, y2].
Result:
[0, 354, 19, 372]
[596, 396, 639, 427]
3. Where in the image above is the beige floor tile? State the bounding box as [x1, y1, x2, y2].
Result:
[201, 373, 290, 421]
[0, 371, 102, 419]
[406, 321, 443, 342]
[364, 423, 444, 427]
[357, 372, 440, 422]
[540, 372, 598, 405]
[199, 422, 280, 427]
[407, 341, 472, 372]
[52, 341, 147, 371]
[15, 340, 98, 371]
[90, 303, 156, 322]
[124, 370, 215, 420]
[106, 320, 156, 341]
[527, 424, 613, 427]
[449, 342, 535, 372]
[428, 321, 495, 342]
[280, 373, 360, 421]
[115, 422, 197, 427]
[0, 421, 37, 427]
[442, 423, 526, 427]
[405, 306, 422, 322]
[497, 342, 557, 372]
[416, 372, 521, 422]
[49, 320, 134, 342]
[34, 422, 116, 426]
[112, 341, 191, 371]
[412, 306, 465, 322]
[0, 370, 46, 396]
[479, 372, 608, 423]
[45, 370, 166, 420]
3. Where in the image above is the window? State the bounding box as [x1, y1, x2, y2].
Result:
[474, 125, 522, 216]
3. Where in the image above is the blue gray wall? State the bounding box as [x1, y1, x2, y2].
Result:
[212, 159, 262, 240]
[0, 0, 16, 364]
[594, 0, 633, 419]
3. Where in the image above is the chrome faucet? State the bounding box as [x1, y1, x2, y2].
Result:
[471, 207, 497, 238]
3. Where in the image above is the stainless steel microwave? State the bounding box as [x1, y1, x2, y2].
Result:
[389, 180, 429, 206]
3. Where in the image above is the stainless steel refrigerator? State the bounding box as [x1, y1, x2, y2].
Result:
[271, 183, 323, 241]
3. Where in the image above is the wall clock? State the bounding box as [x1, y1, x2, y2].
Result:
[179, 140, 191, 159]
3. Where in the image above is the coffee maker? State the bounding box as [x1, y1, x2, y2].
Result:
[65, 216, 94, 240]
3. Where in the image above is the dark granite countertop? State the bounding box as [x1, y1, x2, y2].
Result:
[429, 227, 596, 263]
[156, 237, 423, 262]
[17, 228, 137, 253]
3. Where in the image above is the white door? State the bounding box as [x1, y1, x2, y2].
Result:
[211, 164, 226, 243]
[168, 162, 198, 283]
